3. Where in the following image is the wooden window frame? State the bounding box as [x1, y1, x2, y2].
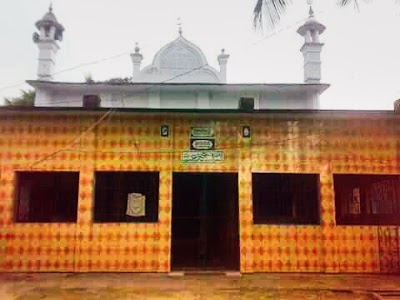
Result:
[93, 171, 159, 223]
[252, 173, 321, 225]
[14, 171, 79, 223]
[334, 174, 400, 225]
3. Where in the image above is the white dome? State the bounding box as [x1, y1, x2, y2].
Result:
[133, 35, 222, 83]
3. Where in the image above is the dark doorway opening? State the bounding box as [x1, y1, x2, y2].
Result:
[171, 172, 239, 271]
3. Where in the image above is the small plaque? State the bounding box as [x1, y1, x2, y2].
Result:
[126, 193, 146, 217]
[242, 126, 251, 138]
[190, 139, 215, 150]
[160, 125, 169, 137]
[190, 127, 214, 138]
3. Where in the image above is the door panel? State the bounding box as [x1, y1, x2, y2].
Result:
[171, 173, 239, 271]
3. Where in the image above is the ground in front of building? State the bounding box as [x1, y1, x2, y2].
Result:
[1, 273, 400, 299]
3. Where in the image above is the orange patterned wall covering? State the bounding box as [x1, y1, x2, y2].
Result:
[0, 110, 399, 273]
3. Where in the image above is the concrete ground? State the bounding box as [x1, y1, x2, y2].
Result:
[1, 272, 400, 299]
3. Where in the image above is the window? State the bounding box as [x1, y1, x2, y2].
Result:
[252, 173, 320, 225]
[334, 174, 400, 225]
[94, 172, 159, 223]
[15, 172, 79, 223]
[44, 26, 50, 37]
[83, 94, 101, 108]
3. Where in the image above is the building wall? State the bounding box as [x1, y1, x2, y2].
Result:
[0, 111, 399, 273]
[35, 89, 84, 107]
[258, 92, 313, 110]
[34, 89, 320, 110]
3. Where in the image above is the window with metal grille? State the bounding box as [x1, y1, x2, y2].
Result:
[14, 172, 79, 223]
[252, 173, 320, 225]
[93, 171, 159, 223]
[334, 174, 400, 225]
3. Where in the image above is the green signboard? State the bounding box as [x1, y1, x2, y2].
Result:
[190, 127, 215, 151]
[190, 127, 214, 138]
[181, 150, 224, 163]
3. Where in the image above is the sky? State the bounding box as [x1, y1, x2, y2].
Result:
[0, 0, 400, 110]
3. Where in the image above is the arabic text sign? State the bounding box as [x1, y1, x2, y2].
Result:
[181, 150, 224, 163]
[191, 139, 215, 150]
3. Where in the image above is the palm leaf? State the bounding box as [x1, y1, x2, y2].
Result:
[254, 0, 292, 29]
[254, 0, 380, 30]
[337, 0, 360, 10]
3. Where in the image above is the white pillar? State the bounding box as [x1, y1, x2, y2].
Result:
[131, 43, 143, 80]
[196, 92, 210, 109]
[218, 49, 229, 83]
[148, 91, 160, 108]
[300, 43, 323, 83]
[37, 41, 59, 81]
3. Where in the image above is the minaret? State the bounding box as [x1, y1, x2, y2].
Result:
[218, 49, 229, 83]
[130, 43, 143, 79]
[33, 5, 64, 81]
[297, 5, 325, 83]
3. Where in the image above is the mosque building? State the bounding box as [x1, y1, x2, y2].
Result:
[0, 5, 399, 273]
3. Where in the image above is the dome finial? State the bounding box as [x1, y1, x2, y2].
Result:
[135, 42, 140, 53]
[177, 17, 183, 36]
[49, 2, 53, 12]
[309, 5, 314, 17]
[307, 0, 314, 17]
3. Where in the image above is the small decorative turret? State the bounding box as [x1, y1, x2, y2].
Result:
[33, 4, 64, 81]
[297, 5, 325, 83]
[130, 43, 143, 79]
[218, 49, 229, 83]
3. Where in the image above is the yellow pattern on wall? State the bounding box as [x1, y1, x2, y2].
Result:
[0, 111, 399, 273]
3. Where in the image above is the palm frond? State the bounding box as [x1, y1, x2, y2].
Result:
[254, 0, 292, 29]
[338, 0, 376, 10]
[254, 0, 388, 30]
[337, 0, 359, 10]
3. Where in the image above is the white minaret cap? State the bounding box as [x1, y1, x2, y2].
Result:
[297, 6, 325, 43]
[298, 7, 325, 35]
[34, 4, 64, 41]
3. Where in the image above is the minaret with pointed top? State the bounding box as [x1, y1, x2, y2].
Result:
[218, 49, 229, 83]
[130, 43, 143, 79]
[297, 5, 325, 83]
[33, 4, 64, 81]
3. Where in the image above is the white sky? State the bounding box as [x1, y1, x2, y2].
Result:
[1, 0, 400, 110]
